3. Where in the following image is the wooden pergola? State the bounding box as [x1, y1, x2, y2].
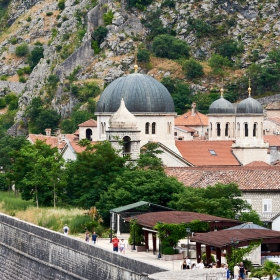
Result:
[127, 211, 242, 255]
[191, 229, 280, 265]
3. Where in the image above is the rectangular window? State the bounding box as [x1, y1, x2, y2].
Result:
[263, 199, 272, 212]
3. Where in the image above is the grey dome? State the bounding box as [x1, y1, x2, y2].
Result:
[209, 97, 235, 114]
[236, 97, 263, 114]
[96, 73, 175, 113]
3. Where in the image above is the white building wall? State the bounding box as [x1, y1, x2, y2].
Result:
[174, 127, 193, 140]
[62, 146, 77, 162]
[79, 126, 98, 141]
[208, 115, 235, 140]
[232, 147, 269, 165]
[272, 216, 280, 231]
[263, 119, 280, 136]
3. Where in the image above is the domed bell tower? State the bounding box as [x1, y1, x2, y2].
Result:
[106, 98, 141, 161]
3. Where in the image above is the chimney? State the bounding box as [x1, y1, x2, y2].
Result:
[191, 102, 196, 116]
[45, 128, 51, 136]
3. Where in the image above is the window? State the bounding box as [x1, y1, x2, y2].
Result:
[209, 150, 217, 155]
[167, 122, 171, 134]
[210, 122, 212, 137]
[86, 129, 92, 140]
[101, 123, 104, 134]
[217, 123, 221, 137]
[237, 122, 240, 137]
[152, 122, 156, 134]
[253, 123, 257, 137]
[174, 132, 177, 136]
[245, 123, 248, 137]
[145, 122, 149, 134]
[225, 123, 229, 137]
[123, 136, 131, 153]
[263, 199, 272, 212]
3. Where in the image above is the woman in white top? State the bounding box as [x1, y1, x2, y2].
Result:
[119, 239, 125, 254]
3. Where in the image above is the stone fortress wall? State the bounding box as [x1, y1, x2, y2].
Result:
[0, 213, 166, 280]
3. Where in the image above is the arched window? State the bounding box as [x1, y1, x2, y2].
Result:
[86, 129, 92, 140]
[123, 136, 131, 154]
[253, 123, 257, 137]
[167, 122, 171, 134]
[101, 123, 104, 134]
[210, 122, 212, 137]
[217, 123, 221, 137]
[145, 122, 149, 134]
[237, 122, 240, 137]
[245, 123, 248, 137]
[225, 123, 229, 137]
[152, 122, 156, 134]
[104, 122, 106, 133]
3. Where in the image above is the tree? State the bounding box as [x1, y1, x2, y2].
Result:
[12, 140, 63, 207]
[251, 260, 280, 280]
[92, 26, 108, 45]
[170, 182, 257, 220]
[97, 169, 186, 224]
[212, 38, 244, 59]
[65, 141, 127, 209]
[136, 142, 163, 171]
[152, 34, 190, 59]
[15, 43, 29, 57]
[137, 49, 150, 62]
[28, 45, 44, 69]
[183, 59, 204, 79]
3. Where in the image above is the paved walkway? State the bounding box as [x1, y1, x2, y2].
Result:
[74, 233, 216, 271]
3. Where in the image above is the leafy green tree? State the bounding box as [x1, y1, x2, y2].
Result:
[92, 26, 108, 45]
[183, 59, 204, 79]
[33, 109, 61, 134]
[15, 43, 29, 57]
[57, 0, 65, 10]
[127, 0, 153, 10]
[187, 18, 214, 38]
[5, 93, 19, 110]
[103, 10, 114, 25]
[212, 38, 244, 59]
[0, 97, 6, 108]
[97, 169, 186, 224]
[136, 142, 163, 171]
[251, 260, 280, 280]
[170, 182, 255, 220]
[71, 82, 100, 102]
[137, 49, 150, 62]
[65, 141, 127, 210]
[152, 34, 190, 59]
[208, 54, 233, 75]
[12, 140, 62, 207]
[27, 45, 44, 69]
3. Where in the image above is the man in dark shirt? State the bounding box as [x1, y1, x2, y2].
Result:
[239, 262, 246, 279]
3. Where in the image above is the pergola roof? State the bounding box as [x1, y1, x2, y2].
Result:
[127, 211, 241, 228]
[110, 201, 173, 214]
[191, 229, 280, 248]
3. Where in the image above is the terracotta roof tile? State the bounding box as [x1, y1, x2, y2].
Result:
[78, 119, 97, 127]
[165, 166, 280, 191]
[265, 117, 280, 126]
[245, 161, 270, 166]
[128, 211, 240, 228]
[65, 134, 96, 153]
[266, 102, 280, 110]
[191, 229, 280, 248]
[175, 126, 196, 133]
[175, 140, 240, 166]
[28, 134, 64, 149]
[264, 135, 280, 146]
[175, 111, 208, 126]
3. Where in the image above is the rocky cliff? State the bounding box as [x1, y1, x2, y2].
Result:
[0, 0, 280, 133]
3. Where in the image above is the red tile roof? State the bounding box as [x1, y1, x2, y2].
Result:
[65, 134, 96, 153]
[191, 229, 280, 248]
[165, 166, 280, 191]
[78, 119, 97, 127]
[245, 161, 270, 166]
[128, 211, 240, 228]
[28, 134, 66, 149]
[265, 117, 280, 126]
[266, 102, 280, 110]
[175, 140, 240, 166]
[264, 135, 280, 146]
[175, 111, 208, 126]
[175, 126, 196, 133]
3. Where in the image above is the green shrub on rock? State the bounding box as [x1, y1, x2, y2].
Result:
[183, 59, 204, 79]
[15, 43, 29, 57]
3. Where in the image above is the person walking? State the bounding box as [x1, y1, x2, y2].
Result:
[234, 263, 240, 279]
[112, 236, 119, 252]
[63, 224, 69, 235]
[85, 229, 90, 242]
[92, 231, 98, 244]
[239, 262, 246, 280]
[119, 239, 125, 254]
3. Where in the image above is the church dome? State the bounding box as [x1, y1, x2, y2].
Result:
[109, 99, 137, 129]
[209, 97, 235, 114]
[236, 97, 263, 114]
[96, 73, 175, 113]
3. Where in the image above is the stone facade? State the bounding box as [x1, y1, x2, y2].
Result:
[242, 192, 280, 223]
[0, 213, 166, 280]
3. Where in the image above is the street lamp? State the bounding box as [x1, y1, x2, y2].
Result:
[132, 216, 137, 251]
[231, 238, 239, 265]
[186, 228, 191, 259]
